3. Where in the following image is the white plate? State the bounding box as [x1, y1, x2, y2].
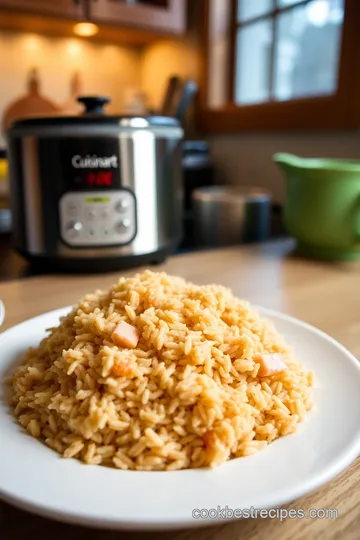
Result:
[1, 306, 360, 531]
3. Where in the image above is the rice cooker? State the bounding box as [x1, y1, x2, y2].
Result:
[7, 96, 183, 272]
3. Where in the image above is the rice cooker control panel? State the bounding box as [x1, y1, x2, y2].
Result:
[59, 190, 136, 247]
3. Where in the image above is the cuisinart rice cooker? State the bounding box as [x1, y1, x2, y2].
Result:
[7, 96, 183, 272]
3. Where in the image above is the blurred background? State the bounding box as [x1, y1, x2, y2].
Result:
[0, 0, 359, 276]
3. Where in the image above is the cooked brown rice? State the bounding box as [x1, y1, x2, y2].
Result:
[11, 271, 314, 470]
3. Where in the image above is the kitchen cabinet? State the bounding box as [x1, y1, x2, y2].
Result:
[89, 0, 186, 34]
[0, 0, 186, 42]
[0, 0, 83, 19]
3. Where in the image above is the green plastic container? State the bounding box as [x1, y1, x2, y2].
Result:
[273, 153, 360, 260]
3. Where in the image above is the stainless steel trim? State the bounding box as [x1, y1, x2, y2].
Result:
[192, 186, 271, 203]
[10, 125, 183, 139]
[22, 137, 44, 253]
[132, 130, 158, 253]
[117, 118, 178, 128]
[119, 118, 151, 128]
[56, 241, 171, 258]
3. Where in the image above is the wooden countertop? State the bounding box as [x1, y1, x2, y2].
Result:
[1, 240, 360, 540]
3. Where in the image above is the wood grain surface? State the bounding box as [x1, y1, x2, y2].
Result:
[1, 240, 360, 540]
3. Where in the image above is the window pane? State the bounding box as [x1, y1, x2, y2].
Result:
[235, 20, 272, 105]
[238, 0, 273, 22]
[274, 0, 344, 101]
[277, 0, 302, 6]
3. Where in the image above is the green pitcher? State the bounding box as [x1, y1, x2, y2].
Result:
[273, 153, 360, 261]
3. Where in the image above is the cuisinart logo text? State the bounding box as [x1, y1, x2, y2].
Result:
[71, 154, 118, 169]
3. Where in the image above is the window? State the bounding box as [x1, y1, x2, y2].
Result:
[200, 0, 360, 131]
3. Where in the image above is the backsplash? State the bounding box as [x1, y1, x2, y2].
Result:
[0, 30, 142, 147]
[140, 37, 199, 112]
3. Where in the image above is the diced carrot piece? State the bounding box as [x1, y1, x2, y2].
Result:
[111, 321, 139, 349]
[111, 361, 133, 378]
[254, 353, 287, 377]
[203, 430, 215, 449]
[203, 430, 227, 449]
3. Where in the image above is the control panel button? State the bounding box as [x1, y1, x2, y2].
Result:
[65, 202, 79, 218]
[85, 208, 96, 220]
[116, 218, 131, 234]
[116, 199, 130, 213]
[101, 208, 111, 219]
[66, 221, 83, 238]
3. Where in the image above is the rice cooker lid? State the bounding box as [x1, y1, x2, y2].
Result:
[9, 96, 181, 130]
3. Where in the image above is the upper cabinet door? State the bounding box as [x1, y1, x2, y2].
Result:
[0, 0, 83, 18]
[89, 0, 186, 34]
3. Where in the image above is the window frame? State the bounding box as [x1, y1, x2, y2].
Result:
[198, 0, 360, 132]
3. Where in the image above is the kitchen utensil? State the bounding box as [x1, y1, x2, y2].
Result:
[160, 76, 182, 117]
[174, 80, 198, 123]
[192, 186, 271, 247]
[274, 153, 360, 260]
[7, 95, 183, 272]
[2, 68, 59, 134]
[59, 72, 83, 115]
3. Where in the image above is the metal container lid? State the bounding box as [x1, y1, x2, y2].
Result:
[9, 96, 181, 132]
[192, 185, 271, 203]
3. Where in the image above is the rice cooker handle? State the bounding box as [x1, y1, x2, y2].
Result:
[77, 96, 110, 115]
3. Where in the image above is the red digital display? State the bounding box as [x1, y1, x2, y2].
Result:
[84, 171, 115, 187]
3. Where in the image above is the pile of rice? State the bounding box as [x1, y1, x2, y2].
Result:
[12, 271, 314, 471]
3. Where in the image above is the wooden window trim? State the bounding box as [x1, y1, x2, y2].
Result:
[198, 0, 360, 132]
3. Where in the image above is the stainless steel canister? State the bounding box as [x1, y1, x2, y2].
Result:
[192, 186, 271, 247]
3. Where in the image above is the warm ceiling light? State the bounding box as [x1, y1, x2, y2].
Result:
[73, 22, 99, 37]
